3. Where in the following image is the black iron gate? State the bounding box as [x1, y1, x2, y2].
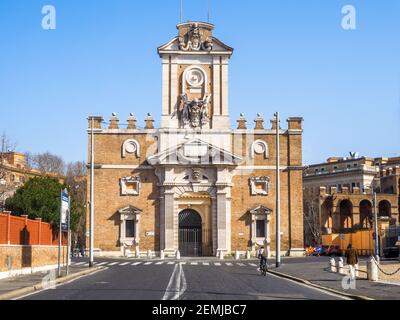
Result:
[179, 209, 202, 257]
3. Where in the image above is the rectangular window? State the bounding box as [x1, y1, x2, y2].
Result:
[125, 220, 135, 238]
[256, 220, 266, 238]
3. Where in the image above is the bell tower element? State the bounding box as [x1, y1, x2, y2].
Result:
[158, 22, 233, 130]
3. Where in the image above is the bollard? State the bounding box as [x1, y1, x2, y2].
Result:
[329, 257, 337, 272]
[176, 250, 181, 260]
[135, 248, 141, 259]
[160, 250, 165, 260]
[219, 250, 224, 260]
[235, 251, 240, 260]
[367, 256, 379, 281]
[147, 249, 152, 259]
[355, 263, 359, 277]
[338, 257, 344, 274]
[246, 250, 251, 260]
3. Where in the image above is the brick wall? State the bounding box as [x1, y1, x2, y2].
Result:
[0, 213, 67, 246]
[0, 245, 67, 273]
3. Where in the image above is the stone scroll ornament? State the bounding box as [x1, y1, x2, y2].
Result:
[178, 23, 213, 52]
[180, 93, 211, 128]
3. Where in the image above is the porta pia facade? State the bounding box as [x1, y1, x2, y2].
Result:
[87, 22, 304, 258]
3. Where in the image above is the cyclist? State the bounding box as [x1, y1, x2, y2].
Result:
[258, 246, 268, 273]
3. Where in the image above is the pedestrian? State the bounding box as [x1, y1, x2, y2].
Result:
[345, 244, 358, 279]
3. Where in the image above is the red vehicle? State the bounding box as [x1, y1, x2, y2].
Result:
[326, 245, 342, 257]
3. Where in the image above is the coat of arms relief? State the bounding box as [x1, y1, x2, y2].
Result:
[178, 23, 213, 52]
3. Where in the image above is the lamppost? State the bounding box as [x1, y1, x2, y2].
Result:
[89, 117, 95, 268]
[275, 112, 281, 268]
[373, 191, 379, 260]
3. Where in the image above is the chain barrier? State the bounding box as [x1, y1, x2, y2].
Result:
[372, 258, 400, 276]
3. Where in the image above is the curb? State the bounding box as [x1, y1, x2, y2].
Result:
[0, 267, 105, 300]
[268, 269, 374, 300]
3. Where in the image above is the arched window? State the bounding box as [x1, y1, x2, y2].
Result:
[359, 200, 372, 229]
[378, 200, 391, 218]
[339, 200, 353, 230]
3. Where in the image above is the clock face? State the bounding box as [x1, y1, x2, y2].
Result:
[125, 141, 137, 154]
[186, 68, 204, 88]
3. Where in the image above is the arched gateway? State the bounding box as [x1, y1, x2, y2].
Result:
[179, 209, 202, 257]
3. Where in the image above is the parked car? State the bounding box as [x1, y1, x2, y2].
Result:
[383, 247, 399, 259]
[327, 245, 342, 257]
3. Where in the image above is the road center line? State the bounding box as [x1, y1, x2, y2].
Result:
[162, 263, 187, 300]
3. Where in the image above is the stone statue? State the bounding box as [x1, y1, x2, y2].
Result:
[180, 93, 211, 128]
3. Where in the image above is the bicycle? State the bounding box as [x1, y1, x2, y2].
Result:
[260, 259, 268, 276]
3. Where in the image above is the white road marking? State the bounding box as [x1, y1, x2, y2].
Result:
[131, 262, 142, 266]
[214, 263, 221, 266]
[179, 262, 187, 265]
[249, 263, 257, 267]
[190, 262, 198, 265]
[74, 262, 86, 266]
[167, 262, 175, 265]
[144, 262, 153, 265]
[225, 263, 233, 266]
[267, 272, 351, 300]
[119, 262, 130, 266]
[97, 262, 107, 266]
[155, 262, 165, 265]
[162, 263, 187, 300]
[237, 263, 245, 266]
[202, 262, 210, 266]
[108, 262, 118, 266]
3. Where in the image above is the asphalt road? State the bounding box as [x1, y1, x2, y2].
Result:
[20, 258, 345, 300]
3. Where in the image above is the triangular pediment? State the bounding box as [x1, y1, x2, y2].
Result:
[249, 205, 273, 215]
[147, 138, 242, 166]
[118, 205, 142, 215]
[158, 36, 233, 56]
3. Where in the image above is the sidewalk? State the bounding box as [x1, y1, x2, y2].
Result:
[269, 257, 400, 300]
[0, 265, 103, 300]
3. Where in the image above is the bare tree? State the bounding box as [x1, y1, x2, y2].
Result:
[27, 152, 65, 175]
[65, 161, 87, 255]
[304, 198, 321, 245]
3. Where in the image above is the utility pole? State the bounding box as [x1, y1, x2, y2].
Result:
[275, 112, 281, 268]
[373, 191, 379, 259]
[89, 117, 95, 268]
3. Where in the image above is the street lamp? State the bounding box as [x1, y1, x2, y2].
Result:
[274, 112, 281, 268]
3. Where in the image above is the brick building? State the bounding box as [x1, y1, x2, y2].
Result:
[87, 22, 304, 258]
[303, 155, 400, 248]
[0, 152, 63, 210]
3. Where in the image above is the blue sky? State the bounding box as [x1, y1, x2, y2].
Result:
[0, 0, 399, 164]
